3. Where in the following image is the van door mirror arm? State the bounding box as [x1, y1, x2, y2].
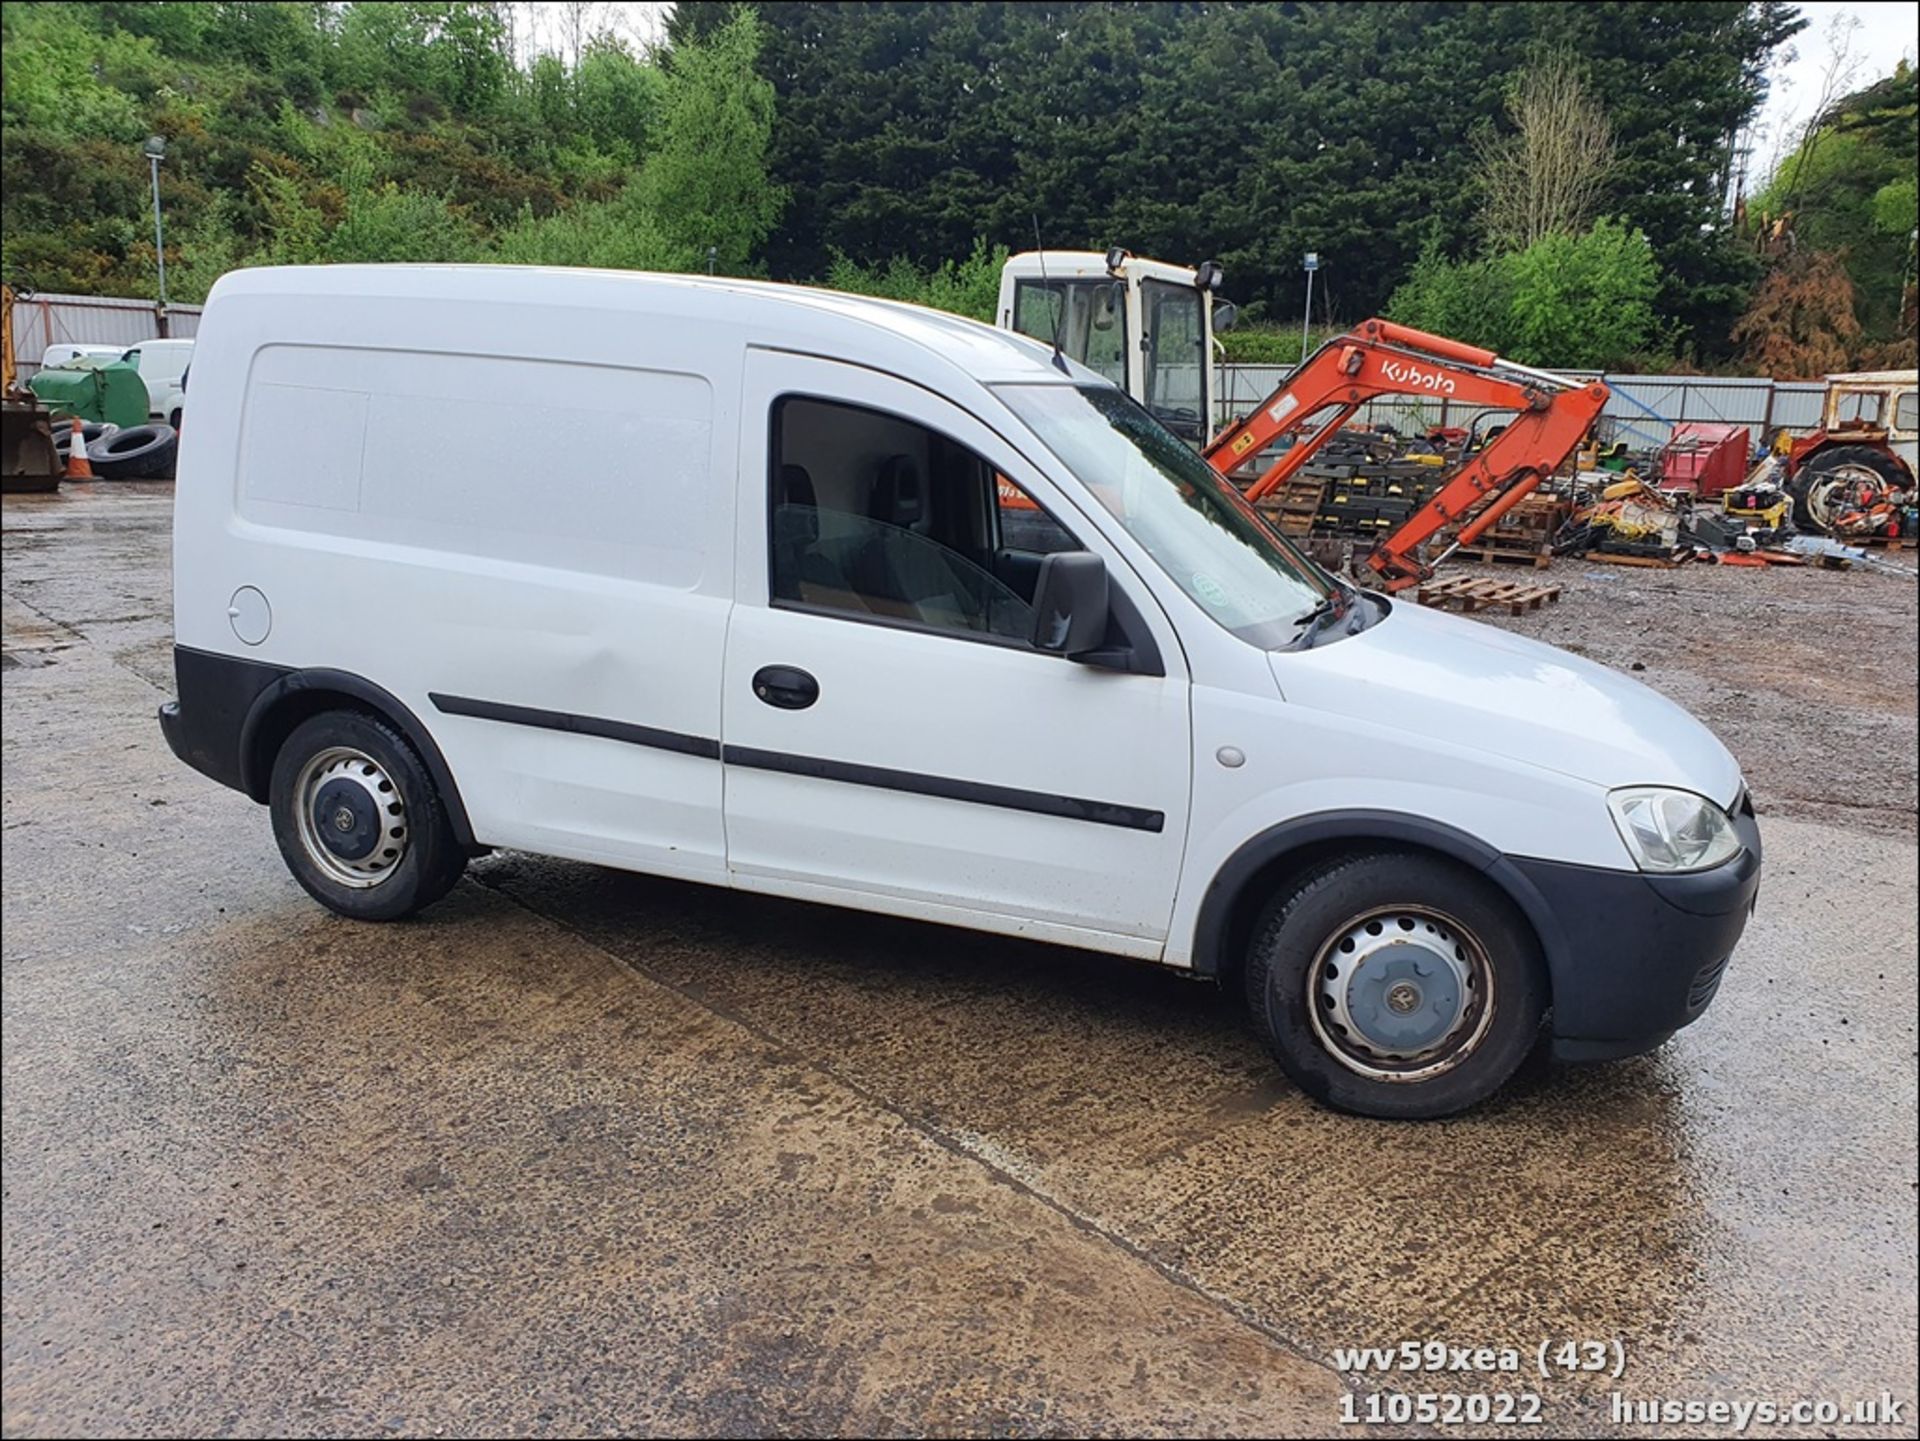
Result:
[1069, 643, 1139, 673]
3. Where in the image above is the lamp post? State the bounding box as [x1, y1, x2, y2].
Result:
[143, 136, 168, 326]
[1300, 251, 1319, 368]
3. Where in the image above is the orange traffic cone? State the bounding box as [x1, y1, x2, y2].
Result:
[65, 421, 94, 480]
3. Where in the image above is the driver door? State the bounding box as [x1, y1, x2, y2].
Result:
[721, 350, 1193, 954]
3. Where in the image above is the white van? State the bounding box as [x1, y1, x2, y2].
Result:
[160, 265, 1760, 1118]
[120, 336, 194, 424]
[40, 342, 124, 370]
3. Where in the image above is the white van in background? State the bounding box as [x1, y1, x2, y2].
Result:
[40, 342, 124, 370]
[160, 265, 1760, 1119]
[120, 337, 194, 424]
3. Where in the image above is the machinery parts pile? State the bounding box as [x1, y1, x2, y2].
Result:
[1554, 455, 1913, 573]
[1555, 476, 1683, 561]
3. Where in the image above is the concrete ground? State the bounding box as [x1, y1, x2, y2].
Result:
[3, 482, 1915, 1439]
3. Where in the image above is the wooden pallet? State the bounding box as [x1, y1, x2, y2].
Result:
[1582, 549, 1681, 569]
[1449, 541, 1554, 569]
[1254, 475, 1329, 537]
[1416, 575, 1562, 615]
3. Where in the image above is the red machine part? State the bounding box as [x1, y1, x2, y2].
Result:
[1659, 422, 1749, 498]
[1202, 319, 1609, 590]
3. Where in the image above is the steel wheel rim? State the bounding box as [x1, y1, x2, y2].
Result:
[293, 746, 409, 888]
[1805, 464, 1883, 530]
[1306, 904, 1496, 1082]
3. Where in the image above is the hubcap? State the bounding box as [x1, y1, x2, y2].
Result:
[1308, 905, 1495, 1082]
[293, 747, 408, 888]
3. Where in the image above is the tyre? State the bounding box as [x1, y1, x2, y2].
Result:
[1788, 445, 1909, 532]
[88, 423, 176, 480]
[269, 710, 467, 921]
[52, 420, 117, 460]
[1244, 852, 1546, 1119]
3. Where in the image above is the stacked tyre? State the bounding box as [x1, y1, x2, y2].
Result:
[87, 423, 179, 480]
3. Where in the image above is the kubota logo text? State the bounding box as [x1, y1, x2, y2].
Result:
[1380, 360, 1457, 395]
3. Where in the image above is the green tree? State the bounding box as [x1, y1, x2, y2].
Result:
[1387, 249, 1518, 355]
[1504, 219, 1659, 367]
[1755, 64, 1919, 345]
[489, 185, 696, 271]
[574, 36, 667, 164]
[674, 1, 1797, 357]
[824, 237, 1008, 321]
[1387, 219, 1659, 368]
[638, 10, 783, 272]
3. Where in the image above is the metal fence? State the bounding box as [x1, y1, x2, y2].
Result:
[11, 293, 201, 382]
[3, 295, 1840, 453]
[1221, 365, 1829, 454]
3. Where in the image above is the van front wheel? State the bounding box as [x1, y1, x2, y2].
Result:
[1245, 853, 1545, 1119]
[269, 710, 466, 921]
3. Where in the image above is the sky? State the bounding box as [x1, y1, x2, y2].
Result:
[1751, 1, 1918, 181]
[515, 0, 1916, 195]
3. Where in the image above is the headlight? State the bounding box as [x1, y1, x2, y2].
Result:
[1607, 787, 1743, 873]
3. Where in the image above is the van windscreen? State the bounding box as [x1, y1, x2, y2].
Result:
[996, 383, 1334, 649]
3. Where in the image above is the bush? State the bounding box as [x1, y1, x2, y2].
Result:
[825, 237, 1009, 322]
[1389, 250, 1517, 354]
[1387, 220, 1658, 368]
[1219, 324, 1358, 365]
[489, 186, 697, 272]
[1504, 219, 1658, 368]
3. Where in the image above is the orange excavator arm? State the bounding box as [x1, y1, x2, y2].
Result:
[1204, 319, 1609, 590]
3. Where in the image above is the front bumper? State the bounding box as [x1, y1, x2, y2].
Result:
[1517, 801, 1762, 1061]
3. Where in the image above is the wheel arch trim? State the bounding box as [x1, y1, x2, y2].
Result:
[1188, 808, 1572, 985]
[238, 668, 479, 851]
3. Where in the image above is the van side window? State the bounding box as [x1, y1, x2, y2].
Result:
[770, 395, 1082, 644]
[1895, 392, 1916, 432]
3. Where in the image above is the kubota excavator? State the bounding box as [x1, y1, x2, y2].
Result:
[1202, 318, 1610, 590]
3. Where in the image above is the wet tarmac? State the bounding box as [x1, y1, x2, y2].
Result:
[4, 483, 1916, 1437]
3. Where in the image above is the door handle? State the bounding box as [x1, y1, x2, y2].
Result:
[752, 665, 819, 710]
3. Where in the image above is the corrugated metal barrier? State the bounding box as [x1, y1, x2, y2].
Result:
[1222, 365, 1833, 452]
[13, 293, 202, 382]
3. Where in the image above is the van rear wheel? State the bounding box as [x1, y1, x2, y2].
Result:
[1245, 853, 1545, 1119]
[269, 710, 466, 921]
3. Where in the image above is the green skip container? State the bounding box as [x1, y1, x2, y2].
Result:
[28, 358, 149, 429]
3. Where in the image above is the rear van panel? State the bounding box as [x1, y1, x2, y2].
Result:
[178, 287, 741, 881]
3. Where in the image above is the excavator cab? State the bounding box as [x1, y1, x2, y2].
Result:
[997, 249, 1236, 444]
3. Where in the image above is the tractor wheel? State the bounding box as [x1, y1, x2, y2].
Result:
[1789, 445, 1910, 533]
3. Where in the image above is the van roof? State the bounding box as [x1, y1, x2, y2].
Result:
[208, 264, 1082, 386]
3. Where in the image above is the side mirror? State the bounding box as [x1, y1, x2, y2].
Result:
[1030, 551, 1110, 657]
[1212, 300, 1239, 334]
